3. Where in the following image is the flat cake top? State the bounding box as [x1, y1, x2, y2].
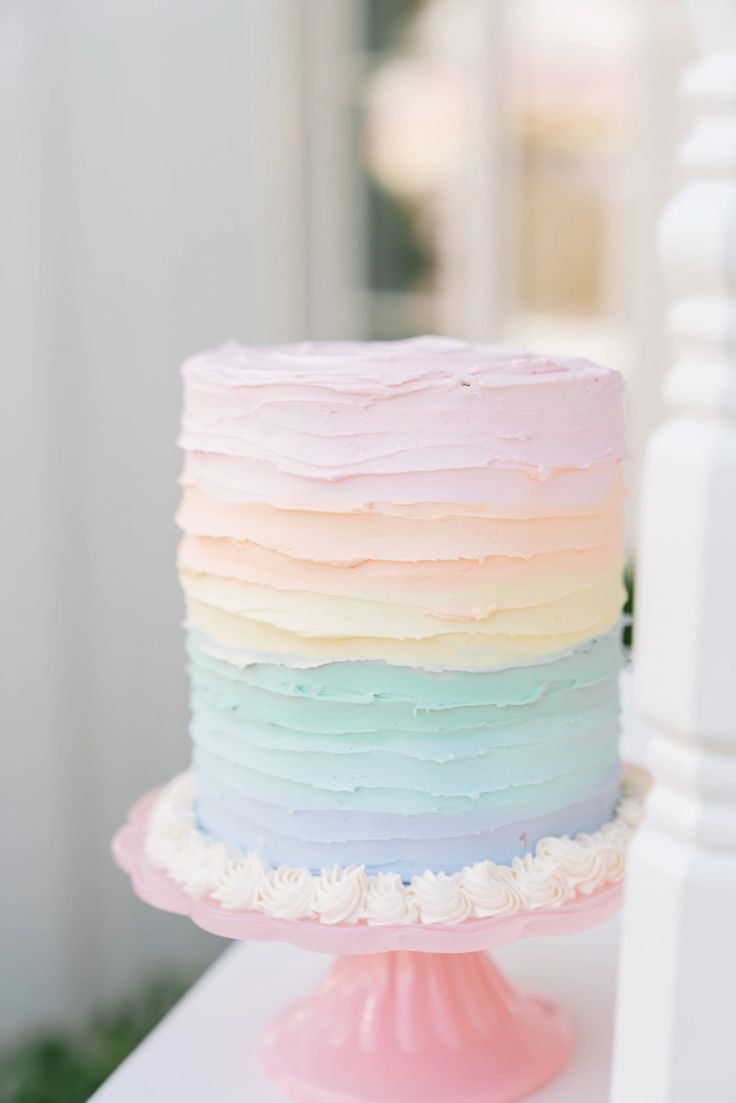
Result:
[179, 335, 625, 482]
[181, 335, 618, 392]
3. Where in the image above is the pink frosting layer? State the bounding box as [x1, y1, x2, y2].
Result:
[180, 452, 624, 516]
[179, 338, 626, 505]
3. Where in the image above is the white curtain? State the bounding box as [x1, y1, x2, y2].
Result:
[0, 0, 358, 1039]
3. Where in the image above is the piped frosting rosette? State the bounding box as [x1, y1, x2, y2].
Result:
[175, 337, 628, 888]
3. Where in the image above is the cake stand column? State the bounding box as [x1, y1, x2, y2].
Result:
[611, 7, 736, 1102]
[262, 949, 571, 1103]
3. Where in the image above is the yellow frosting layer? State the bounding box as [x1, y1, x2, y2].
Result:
[180, 569, 624, 640]
[185, 595, 623, 670]
[178, 534, 621, 618]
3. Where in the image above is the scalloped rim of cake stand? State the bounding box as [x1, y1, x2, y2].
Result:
[113, 787, 623, 955]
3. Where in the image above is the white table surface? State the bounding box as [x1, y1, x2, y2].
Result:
[90, 914, 622, 1103]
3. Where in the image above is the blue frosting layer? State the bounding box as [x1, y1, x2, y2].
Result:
[194, 765, 620, 877]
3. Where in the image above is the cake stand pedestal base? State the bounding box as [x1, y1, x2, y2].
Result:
[113, 788, 629, 1103]
[262, 949, 572, 1103]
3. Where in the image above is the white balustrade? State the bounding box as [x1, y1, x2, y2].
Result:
[611, 3, 736, 1100]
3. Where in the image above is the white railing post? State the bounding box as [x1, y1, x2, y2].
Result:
[611, 6, 736, 1101]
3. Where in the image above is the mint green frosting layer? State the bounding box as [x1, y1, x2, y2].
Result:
[188, 628, 624, 866]
[187, 629, 621, 710]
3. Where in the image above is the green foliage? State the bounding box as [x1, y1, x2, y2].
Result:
[364, 0, 427, 52]
[623, 563, 635, 650]
[366, 178, 433, 300]
[0, 973, 194, 1103]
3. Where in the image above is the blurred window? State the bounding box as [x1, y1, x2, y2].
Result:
[354, 0, 645, 360]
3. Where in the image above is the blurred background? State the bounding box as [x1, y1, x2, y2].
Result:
[2, 0, 694, 1094]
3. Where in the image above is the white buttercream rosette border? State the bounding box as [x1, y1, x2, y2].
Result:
[143, 769, 648, 926]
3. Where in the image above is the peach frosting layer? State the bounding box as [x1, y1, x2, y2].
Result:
[176, 486, 624, 564]
[177, 535, 621, 617]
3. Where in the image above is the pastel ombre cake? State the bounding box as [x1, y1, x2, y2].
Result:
[176, 336, 627, 881]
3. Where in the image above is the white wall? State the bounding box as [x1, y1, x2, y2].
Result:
[0, 0, 358, 1041]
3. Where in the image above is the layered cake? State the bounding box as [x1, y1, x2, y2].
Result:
[146, 336, 643, 924]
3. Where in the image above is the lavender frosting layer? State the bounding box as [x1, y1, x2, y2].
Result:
[194, 766, 620, 878]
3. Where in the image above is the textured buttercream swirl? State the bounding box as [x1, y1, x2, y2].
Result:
[143, 769, 648, 925]
[460, 862, 525, 917]
[259, 865, 313, 920]
[210, 852, 268, 910]
[364, 872, 418, 926]
[311, 866, 369, 925]
[509, 853, 573, 909]
[537, 833, 610, 894]
[410, 871, 473, 925]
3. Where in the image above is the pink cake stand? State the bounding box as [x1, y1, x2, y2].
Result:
[114, 787, 623, 1103]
